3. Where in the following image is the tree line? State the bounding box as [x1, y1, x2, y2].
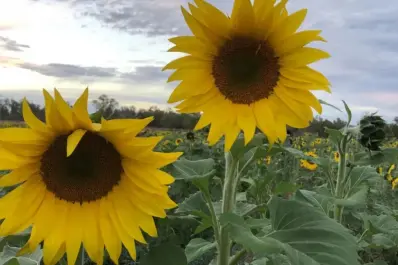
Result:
[1, 94, 398, 139]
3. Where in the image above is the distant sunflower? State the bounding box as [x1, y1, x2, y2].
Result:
[164, 0, 330, 150]
[333, 151, 340, 162]
[175, 138, 184, 145]
[300, 151, 318, 171]
[265, 156, 271, 165]
[186, 131, 195, 141]
[388, 164, 396, 175]
[392, 178, 398, 190]
[376, 166, 383, 175]
[0, 89, 181, 265]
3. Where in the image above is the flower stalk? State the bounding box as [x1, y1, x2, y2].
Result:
[217, 152, 238, 265]
[334, 135, 349, 223]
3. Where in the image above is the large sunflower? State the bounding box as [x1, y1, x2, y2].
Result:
[164, 0, 331, 150]
[0, 89, 181, 265]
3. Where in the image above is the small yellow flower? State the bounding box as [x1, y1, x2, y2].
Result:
[175, 138, 183, 145]
[377, 167, 383, 175]
[333, 151, 340, 162]
[300, 151, 318, 171]
[385, 173, 393, 182]
[265, 156, 271, 165]
[392, 178, 398, 190]
[388, 164, 396, 175]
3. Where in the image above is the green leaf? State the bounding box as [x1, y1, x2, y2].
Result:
[171, 158, 216, 181]
[273, 182, 300, 195]
[251, 258, 269, 265]
[268, 197, 360, 265]
[219, 213, 283, 255]
[342, 100, 352, 126]
[213, 202, 258, 217]
[345, 166, 379, 197]
[176, 191, 209, 216]
[325, 127, 344, 147]
[369, 233, 398, 249]
[0, 245, 42, 265]
[184, 238, 216, 263]
[335, 185, 368, 208]
[294, 189, 333, 214]
[230, 134, 266, 160]
[140, 243, 187, 265]
[319, 99, 342, 112]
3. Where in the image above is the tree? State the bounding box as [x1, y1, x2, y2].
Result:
[91, 94, 119, 119]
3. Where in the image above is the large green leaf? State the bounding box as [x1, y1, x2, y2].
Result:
[171, 158, 216, 181]
[345, 166, 379, 197]
[140, 243, 187, 265]
[342, 100, 352, 127]
[319, 99, 342, 112]
[0, 245, 42, 265]
[176, 191, 209, 217]
[220, 197, 360, 265]
[184, 238, 216, 263]
[268, 197, 360, 265]
[230, 134, 266, 160]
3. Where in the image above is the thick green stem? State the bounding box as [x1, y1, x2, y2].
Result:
[334, 137, 348, 223]
[229, 249, 247, 265]
[218, 152, 238, 265]
[203, 190, 221, 246]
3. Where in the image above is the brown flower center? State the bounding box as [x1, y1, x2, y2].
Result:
[40, 131, 122, 203]
[212, 36, 280, 105]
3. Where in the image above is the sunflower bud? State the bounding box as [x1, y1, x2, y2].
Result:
[358, 113, 386, 151]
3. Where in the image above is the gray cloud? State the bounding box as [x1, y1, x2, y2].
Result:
[20, 63, 117, 78]
[0, 36, 30, 52]
[19, 62, 168, 84]
[120, 66, 168, 83]
[23, 0, 398, 121]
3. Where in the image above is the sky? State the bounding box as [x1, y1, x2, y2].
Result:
[0, 0, 397, 123]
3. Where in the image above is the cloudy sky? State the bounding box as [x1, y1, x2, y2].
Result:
[0, 0, 397, 122]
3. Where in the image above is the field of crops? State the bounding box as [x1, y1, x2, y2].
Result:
[0, 106, 398, 265]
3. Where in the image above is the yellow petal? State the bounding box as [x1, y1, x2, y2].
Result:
[279, 77, 328, 90]
[82, 202, 104, 265]
[273, 87, 314, 125]
[48, 244, 66, 265]
[42, 200, 69, 265]
[224, 125, 241, 152]
[275, 30, 325, 55]
[100, 117, 153, 133]
[0, 148, 36, 170]
[66, 129, 87, 157]
[109, 188, 146, 242]
[207, 119, 224, 146]
[126, 151, 183, 169]
[176, 88, 219, 113]
[43, 90, 70, 134]
[22, 99, 49, 133]
[0, 163, 39, 187]
[72, 88, 93, 130]
[167, 68, 211, 83]
[280, 47, 330, 67]
[162, 56, 209, 71]
[280, 66, 331, 87]
[236, 105, 256, 145]
[168, 76, 213, 103]
[168, 36, 215, 58]
[253, 98, 277, 144]
[66, 203, 83, 265]
[0, 178, 44, 236]
[193, 0, 231, 37]
[181, 6, 222, 46]
[99, 198, 122, 264]
[0, 128, 47, 143]
[106, 195, 138, 261]
[54, 89, 75, 130]
[0, 141, 47, 157]
[279, 87, 322, 114]
[268, 9, 308, 44]
[231, 0, 255, 35]
[268, 94, 309, 128]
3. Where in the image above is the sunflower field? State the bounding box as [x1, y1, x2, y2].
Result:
[0, 0, 398, 265]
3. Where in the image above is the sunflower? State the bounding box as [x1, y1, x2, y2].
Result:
[265, 156, 271, 165]
[300, 151, 318, 171]
[376, 166, 383, 175]
[388, 164, 396, 175]
[164, 0, 330, 151]
[392, 178, 398, 190]
[0, 89, 181, 265]
[186, 131, 195, 141]
[175, 138, 183, 145]
[333, 151, 340, 162]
